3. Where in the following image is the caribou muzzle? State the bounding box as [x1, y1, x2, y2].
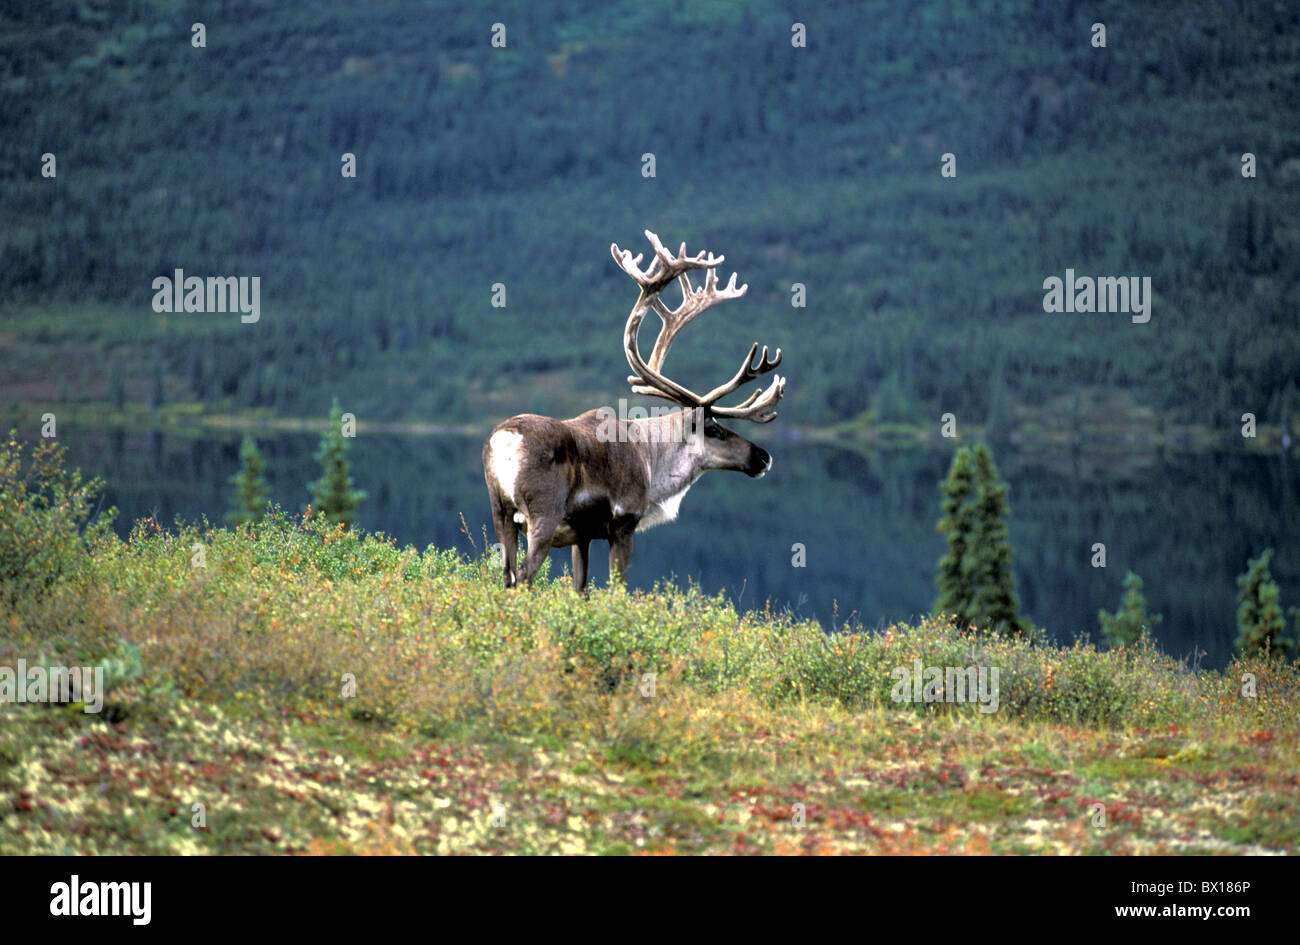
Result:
[744, 445, 772, 478]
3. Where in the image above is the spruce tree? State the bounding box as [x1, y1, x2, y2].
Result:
[985, 356, 1010, 435]
[150, 348, 165, 410]
[309, 398, 366, 528]
[107, 354, 125, 410]
[227, 435, 270, 526]
[1098, 571, 1160, 649]
[967, 443, 1027, 636]
[1236, 549, 1292, 659]
[875, 369, 911, 424]
[935, 447, 976, 627]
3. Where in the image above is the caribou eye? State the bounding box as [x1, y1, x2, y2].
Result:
[704, 422, 725, 439]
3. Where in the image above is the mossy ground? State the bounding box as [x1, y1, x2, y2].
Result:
[2, 511, 1297, 855]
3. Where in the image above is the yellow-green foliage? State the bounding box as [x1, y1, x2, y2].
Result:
[9, 506, 1298, 742]
[5, 483, 1300, 855]
[0, 432, 116, 605]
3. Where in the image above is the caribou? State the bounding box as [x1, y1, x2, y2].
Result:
[482, 231, 787, 591]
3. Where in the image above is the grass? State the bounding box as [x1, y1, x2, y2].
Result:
[2, 442, 1298, 854]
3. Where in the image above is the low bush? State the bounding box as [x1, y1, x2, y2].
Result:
[0, 431, 115, 605]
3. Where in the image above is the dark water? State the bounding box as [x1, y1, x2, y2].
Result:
[32, 426, 1300, 668]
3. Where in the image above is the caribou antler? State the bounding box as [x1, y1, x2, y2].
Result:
[610, 230, 785, 422]
[702, 345, 786, 423]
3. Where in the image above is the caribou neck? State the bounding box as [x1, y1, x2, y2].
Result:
[634, 409, 705, 503]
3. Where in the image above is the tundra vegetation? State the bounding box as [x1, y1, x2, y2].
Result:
[2, 437, 1297, 855]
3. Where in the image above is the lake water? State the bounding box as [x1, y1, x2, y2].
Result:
[33, 426, 1300, 668]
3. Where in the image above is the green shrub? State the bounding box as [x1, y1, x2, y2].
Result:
[6, 447, 1294, 740]
[0, 431, 115, 604]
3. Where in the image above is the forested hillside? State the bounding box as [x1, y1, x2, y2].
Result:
[2, 0, 1297, 429]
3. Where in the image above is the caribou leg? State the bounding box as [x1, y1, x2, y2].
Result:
[571, 540, 591, 595]
[521, 518, 558, 587]
[609, 528, 634, 585]
[490, 504, 519, 588]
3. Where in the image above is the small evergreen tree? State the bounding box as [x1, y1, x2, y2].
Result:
[935, 446, 976, 626]
[107, 354, 125, 410]
[1236, 549, 1292, 659]
[1098, 571, 1161, 649]
[967, 443, 1028, 636]
[874, 369, 911, 424]
[150, 348, 165, 410]
[309, 398, 366, 528]
[227, 435, 270, 526]
[186, 351, 203, 398]
[985, 356, 1011, 435]
[1226, 197, 1281, 274]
